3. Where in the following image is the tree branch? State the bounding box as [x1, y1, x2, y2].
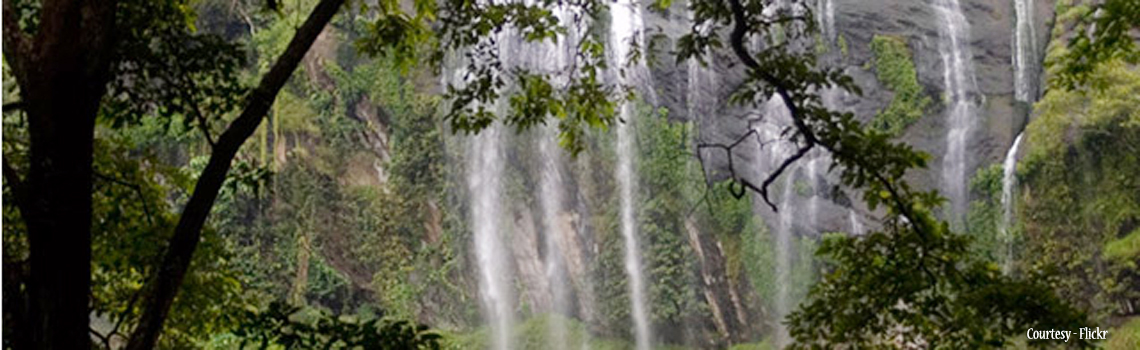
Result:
[3, 157, 30, 217]
[124, 1, 346, 348]
[723, 0, 928, 238]
[2, 0, 31, 80]
[695, 124, 812, 211]
[90, 327, 112, 350]
[3, 101, 25, 113]
[186, 92, 217, 147]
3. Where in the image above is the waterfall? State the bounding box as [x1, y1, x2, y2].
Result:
[807, 155, 822, 228]
[849, 209, 863, 235]
[538, 123, 571, 348]
[933, 0, 979, 225]
[530, 3, 580, 346]
[753, 97, 798, 346]
[1013, 0, 1038, 102]
[686, 5, 717, 122]
[773, 171, 797, 346]
[617, 106, 651, 350]
[815, 0, 836, 42]
[610, 0, 652, 348]
[469, 125, 514, 350]
[999, 133, 1024, 274]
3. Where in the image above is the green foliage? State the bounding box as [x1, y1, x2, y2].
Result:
[789, 220, 1091, 348]
[1051, 0, 1140, 90]
[1104, 228, 1140, 262]
[965, 164, 1005, 262]
[100, 0, 247, 137]
[701, 181, 760, 285]
[1019, 59, 1140, 320]
[230, 301, 441, 349]
[868, 35, 931, 135]
[727, 339, 774, 350]
[592, 210, 634, 338]
[1107, 317, 1140, 350]
[354, 0, 437, 73]
[425, 0, 623, 155]
[438, 314, 656, 350]
[635, 105, 708, 337]
[4, 117, 249, 348]
[741, 223, 816, 328]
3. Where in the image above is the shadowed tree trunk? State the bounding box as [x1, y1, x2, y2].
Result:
[124, 0, 346, 348]
[3, 1, 118, 349]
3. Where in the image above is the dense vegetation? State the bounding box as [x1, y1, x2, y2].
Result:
[1014, 0, 1140, 326]
[2, 0, 1138, 349]
[868, 35, 931, 135]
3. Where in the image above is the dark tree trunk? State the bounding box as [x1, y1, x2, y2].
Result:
[3, 1, 118, 349]
[23, 100, 98, 350]
[124, 1, 345, 348]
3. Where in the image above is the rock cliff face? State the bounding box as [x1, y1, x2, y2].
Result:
[646, 0, 1055, 206]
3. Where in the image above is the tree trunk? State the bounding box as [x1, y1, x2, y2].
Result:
[3, 1, 118, 349]
[124, 1, 345, 348]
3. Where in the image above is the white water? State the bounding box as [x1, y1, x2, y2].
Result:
[815, 0, 836, 42]
[753, 97, 798, 347]
[807, 155, 822, 228]
[538, 123, 571, 348]
[849, 209, 863, 235]
[773, 170, 797, 347]
[530, 4, 579, 346]
[933, 0, 979, 225]
[1012, 0, 1038, 102]
[1000, 132, 1024, 274]
[469, 125, 514, 350]
[617, 107, 651, 350]
[610, 0, 652, 348]
[686, 4, 717, 121]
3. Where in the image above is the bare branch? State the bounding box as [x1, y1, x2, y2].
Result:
[758, 143, 813, 208]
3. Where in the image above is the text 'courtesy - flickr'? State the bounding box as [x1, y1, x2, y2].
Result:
[1027, 327, 1109, 342]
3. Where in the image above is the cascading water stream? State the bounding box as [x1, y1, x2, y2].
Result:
[933, 0, 979, 226]
[538, 124, 571, 349]
[686, 4, 717, 123]
[1013, 0, 1038, 102]
[459, 16, 524, 350]
[999, 133, 1024, 275]
[617, 108, 651, 350]
[849, 209, 863, 235]
[610, 1, 652, 348]
[815, 0, 836, 42]
[469, 124, 514, 350]
[774, 171, 797, 347]
[807, 155, 821, 228]
[753, 97, 797, 347]
[528, 3, 580, 346]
